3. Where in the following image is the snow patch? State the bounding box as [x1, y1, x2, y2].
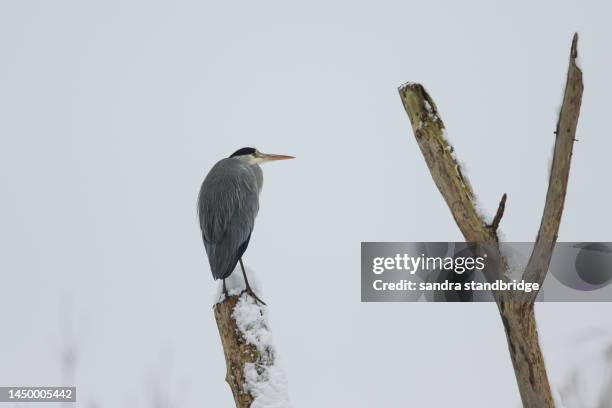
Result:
[397, 81, 415, 92]
[233, 294, 272, 352]
[423, 99, 440, 122]
[244, 362, 291, 408]
[233, 291, 291, 408]
[214, 265, 262, 304]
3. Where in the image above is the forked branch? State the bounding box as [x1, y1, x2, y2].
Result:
[397, 34, 583, 408]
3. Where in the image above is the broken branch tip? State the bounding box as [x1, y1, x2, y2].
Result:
[571, 32, 579, 59]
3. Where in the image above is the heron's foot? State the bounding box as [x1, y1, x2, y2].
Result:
[240, 288, 267, 306]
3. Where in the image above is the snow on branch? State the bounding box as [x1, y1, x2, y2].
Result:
[213, 267, 291, 408]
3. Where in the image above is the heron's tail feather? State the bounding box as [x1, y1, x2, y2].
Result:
[204, 241, 241, 280]
[203, 225, 252, 281]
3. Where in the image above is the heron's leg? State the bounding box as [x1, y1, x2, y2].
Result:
[239, 258, 266, 305]
[222, 278, 228, 298]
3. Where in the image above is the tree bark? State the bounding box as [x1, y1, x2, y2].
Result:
[498, 295, 555, 407]
[398, 34, 583, 407]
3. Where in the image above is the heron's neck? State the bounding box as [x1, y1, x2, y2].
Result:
[251, 163, 264, 193]
[234, 156, 264, 193]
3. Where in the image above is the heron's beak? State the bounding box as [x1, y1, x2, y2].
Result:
[258, 152, 295, 162]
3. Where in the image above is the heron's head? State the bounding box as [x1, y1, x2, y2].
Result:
[229, 147, 295, 165]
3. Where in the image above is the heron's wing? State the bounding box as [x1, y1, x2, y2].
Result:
[198, 159, 259, 242]
[198, 159, 259, 278]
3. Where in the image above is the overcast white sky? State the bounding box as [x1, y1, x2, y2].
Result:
[1, 0, 611, 407]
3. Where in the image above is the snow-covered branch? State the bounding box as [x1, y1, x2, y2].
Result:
[213, 267, 291, 408]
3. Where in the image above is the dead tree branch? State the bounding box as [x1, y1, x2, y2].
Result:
[398, 34, 583, 408]
[398, 83, 495, 244]
[523, 33, 583, 299]
[489, 193, 507, 232]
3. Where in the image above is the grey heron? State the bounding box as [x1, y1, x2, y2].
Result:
[198, 147, 294, 305]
